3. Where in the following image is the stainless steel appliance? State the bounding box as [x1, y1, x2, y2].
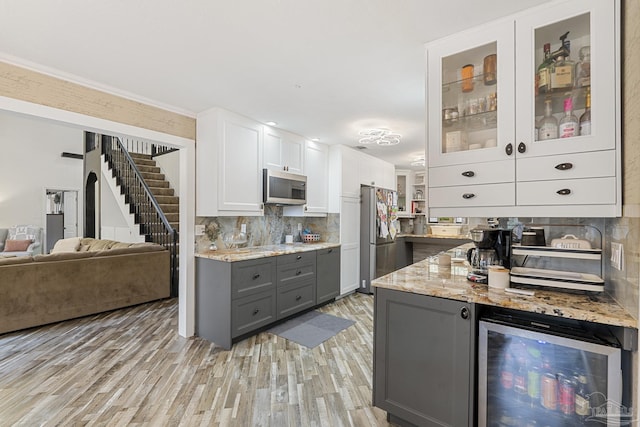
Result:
[262, 169, 306, 205]
[359, 185, 399, 294]
[479, 309, 627, 427]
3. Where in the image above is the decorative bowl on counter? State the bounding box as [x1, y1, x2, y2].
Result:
[302, 233, 320, 243]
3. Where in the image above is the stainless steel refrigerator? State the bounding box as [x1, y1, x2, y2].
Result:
[359, 185, 399, 294]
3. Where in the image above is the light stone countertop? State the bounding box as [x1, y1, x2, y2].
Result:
[372, 243, 637, 329]
[398, 233, 471, 240]
[195, 242, 340, 262]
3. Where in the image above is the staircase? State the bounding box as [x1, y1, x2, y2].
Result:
[100, 136, 179, 298]
[129, 153, 180, 233]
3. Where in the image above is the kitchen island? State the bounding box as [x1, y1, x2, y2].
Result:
[196, 242, 341, 349]
[371, 244, 637, 427]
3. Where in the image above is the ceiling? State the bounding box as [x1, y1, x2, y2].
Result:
[0, 0, 549, 169]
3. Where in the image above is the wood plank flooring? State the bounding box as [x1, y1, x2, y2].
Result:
[0, 293, 393, 426]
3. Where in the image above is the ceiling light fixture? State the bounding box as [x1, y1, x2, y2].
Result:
[410, 154, 425, 166]
[266, 121, 277, 126]
[358, 128, 401, 146]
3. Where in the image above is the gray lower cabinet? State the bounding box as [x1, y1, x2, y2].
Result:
[197, 247, 340, 350]
[316, 247, 340, 304]
[373, 287, 475, 427]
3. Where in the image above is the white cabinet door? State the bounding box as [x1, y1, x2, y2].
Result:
[282, 140, 329, 216]
[263, 126, 304, 174]
[341, 146, 361, 198]
[339, 196, 360, 295]
[195, 107, 264, 216]
[514, 0, 617, 158]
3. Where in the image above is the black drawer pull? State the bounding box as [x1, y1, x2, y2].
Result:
[296, 255, 302, 260]
[505, 143, 513, 156]
[295, 295, 302, 301]
[556, 188, 572, 195]
[461, 171, 475, 178]
[328, 249, 333, 253]
[517, 142, 526, 153]
[296, 270, 302, 276]
[253, 309, 260, 316]
[460, 307, 469, 320]
[462, 193, 476, 199]
[252, 273, 261, 280]
[555, 162, 573, 171]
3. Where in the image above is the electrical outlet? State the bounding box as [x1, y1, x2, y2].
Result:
[195, 224, 205, 236]
[611, 242, 623, 271]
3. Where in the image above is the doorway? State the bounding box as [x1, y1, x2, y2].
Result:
[45, 189, 79, 253]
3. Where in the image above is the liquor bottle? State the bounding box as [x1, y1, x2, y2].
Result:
[550, 33, 575, 90]
[559, 97, 579, 138]
[580, 88, 592, 136]
[539, 99, 558, 140]
[537, 43, 552, 94]
[575, 45, 591, 88]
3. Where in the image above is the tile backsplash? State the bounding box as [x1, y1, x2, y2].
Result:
[195, 205, 339, 252]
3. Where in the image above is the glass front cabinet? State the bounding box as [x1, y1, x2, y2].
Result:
[426, 0, 620, 218]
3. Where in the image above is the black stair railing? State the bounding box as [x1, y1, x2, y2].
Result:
[102, 136, 178, 297]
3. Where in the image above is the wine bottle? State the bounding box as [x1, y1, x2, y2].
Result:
[559, 97, 579, 138]
[537, 43, 552, 94]
[539, 99, 558, 141]
[579, 88, 591, 136]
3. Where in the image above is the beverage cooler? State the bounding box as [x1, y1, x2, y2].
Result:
[479, 310, 628, 427]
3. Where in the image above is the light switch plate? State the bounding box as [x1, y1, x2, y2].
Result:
[611, 242, 623, 271]
[195, 224, 205, 236]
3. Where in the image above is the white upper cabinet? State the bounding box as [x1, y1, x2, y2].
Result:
[196, 107, 264, 216]
[263, 126, 305, 174]
[426, 0, 620, 217]
[283, 140, 329, 216]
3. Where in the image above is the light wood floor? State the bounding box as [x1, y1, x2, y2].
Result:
[0, 293, 394, 426]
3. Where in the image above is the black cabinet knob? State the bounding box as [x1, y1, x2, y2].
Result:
[517, 142, 527, 153]
[505, 143, 513, 156]
[252, 273, 260, 280]
[461, 171, 475, 178]
[328, 249, 333, 253]
[296, 270, 302, 276]
[253, 309, 260, 316]
[296, 255, 302, 260]
[295, 295, 302, 301]
[556, 188, 572, 195]
[460, 307, 469, 320]
[462, 193, 476, 199]
[554, 162, 574, 171]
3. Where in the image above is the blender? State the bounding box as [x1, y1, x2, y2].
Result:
[466, 228, 511, 283]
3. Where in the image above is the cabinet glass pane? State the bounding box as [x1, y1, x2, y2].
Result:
[441, 42, 498, 156]
[534, 12, 591, 143]
[396, 175, 407, 213]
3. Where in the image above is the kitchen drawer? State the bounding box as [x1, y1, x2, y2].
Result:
[277, 251, 316, 267]
[231, 289, 277, 338]
[231, 258, 277, 299]
[517, 150, 616, 182]
[277, 262, 315, 286]
[429, 160, 514, 188]
[429, 183, 515, 208]
[517, 177, 617, 206]
[276, 279, 316, 320]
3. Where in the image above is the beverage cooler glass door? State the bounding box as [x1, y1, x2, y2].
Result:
[479, 320, 623, 427]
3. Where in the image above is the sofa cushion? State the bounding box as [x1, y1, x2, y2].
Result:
[50, 237, 82, 254]
[9, 225, 39, 242]
[4, 239, 33, 252]
[110, 242, 134, 249]
[0, 256, 33, 266]
[33, 251, 96, 262]
[83, 239, 118, 252]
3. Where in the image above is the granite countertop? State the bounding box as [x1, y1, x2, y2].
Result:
[372, 243, 637, 329]
[398, 233, 471, 240]
[196, 242, 340, 262]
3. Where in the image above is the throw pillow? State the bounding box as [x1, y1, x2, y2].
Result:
[4, 239, 32, 252]
[50, 237, 81, 254]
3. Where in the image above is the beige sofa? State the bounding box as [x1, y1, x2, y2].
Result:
[0, 237, 170, 335]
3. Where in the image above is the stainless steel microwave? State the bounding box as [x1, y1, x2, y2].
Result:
[263, 169, 307, 205]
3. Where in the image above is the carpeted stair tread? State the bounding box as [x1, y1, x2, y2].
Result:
[136, 165, 161, 174]
[150, 187, 175, 197]
[155, 195, 179, 204]
[145, 179, 170, 188]
[159, 204, 179, 213]
[141, 172, 166, 182]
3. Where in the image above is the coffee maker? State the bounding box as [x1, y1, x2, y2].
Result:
[466, 227, 511, 283]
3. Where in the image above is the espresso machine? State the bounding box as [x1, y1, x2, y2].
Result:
[466, 227, 511, 283]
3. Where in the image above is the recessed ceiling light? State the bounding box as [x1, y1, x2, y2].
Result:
[311, 138, 320, 142]
[265, 121, 277, 126]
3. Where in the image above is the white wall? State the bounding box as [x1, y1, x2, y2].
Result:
[155, 149, 180, 192]
[0, 111, 84, 229]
